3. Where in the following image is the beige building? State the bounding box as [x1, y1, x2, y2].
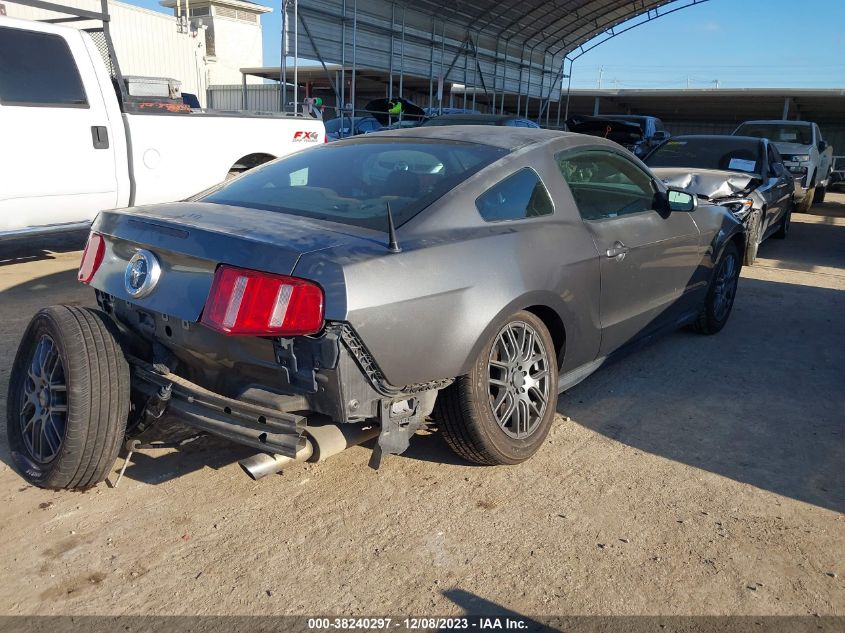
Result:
[2, 0, 271, 105]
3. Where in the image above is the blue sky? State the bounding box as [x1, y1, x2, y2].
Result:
[128, 0, 844, 88]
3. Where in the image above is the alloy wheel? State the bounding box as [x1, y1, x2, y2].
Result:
[487, 321, 551, 439]
[712, 253, 739, 322]
[19, 335, 68, 463]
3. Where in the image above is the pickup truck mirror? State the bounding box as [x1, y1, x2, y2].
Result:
[818, 140, 828, 152]
[651, 130, 670, 143]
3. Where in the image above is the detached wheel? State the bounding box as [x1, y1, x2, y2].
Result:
[744, 209, 762, 266]
[6, 306, 129, 489]
[435, 311, 558, 465]
[694, 242, 741, 335]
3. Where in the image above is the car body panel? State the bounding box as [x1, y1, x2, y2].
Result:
[87, 127, 744, 399]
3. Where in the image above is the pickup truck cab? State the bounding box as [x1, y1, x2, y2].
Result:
[0, 13, 325, 240]
[733, 120, 833, 211]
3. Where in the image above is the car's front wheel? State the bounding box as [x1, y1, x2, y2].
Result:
[693, 242, 741, 335]
[744, 208, 762, 266]
[435, 311, 558, 465]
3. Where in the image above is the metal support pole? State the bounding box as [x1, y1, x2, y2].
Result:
[500, 38, 510, 114]
[471, 32, 479, 111]
[462, 36, 469, 109]
[281, 0, 287, 111]
[340, 0, 346, 116]
[399, 7, 406, 100]
[439, 21, 445, 115]
[428, 23, 435, 111]
[563, 57, 574, 125]
[388, 3, 395, 100]
[782, 96, 791, 120]
[516, 45, 525, 117]
[351, 0, 357, 117]
[241, 72, 247, 110]
[593, 95, 600, 115]
[293, 0, 298, 112]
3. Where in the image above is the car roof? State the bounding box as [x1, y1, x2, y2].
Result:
[738, 120, 812, 126]
[672, 134, 763, 144]
[362, 125, 581, 150]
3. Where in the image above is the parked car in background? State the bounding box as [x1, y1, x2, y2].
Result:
[733, 120, 833, 211]
[645, 135, 794, 265]
[0, 12, 325, 241]
[424, 107, 481, 117]
[566, 114, 669, 158]
[385, 119, 428, 130]
[7, 127, 747, 489]
[324, 115, 383, 140]
[422, 114, 541, 128]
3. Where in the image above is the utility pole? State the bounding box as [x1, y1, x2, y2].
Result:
[598, 65, 604, 89]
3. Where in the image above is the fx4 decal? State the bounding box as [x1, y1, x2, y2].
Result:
[293, 131, 320, 142]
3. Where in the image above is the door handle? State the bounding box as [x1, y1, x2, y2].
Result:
[606, 241, 629, 260]
[91, 126, 109, 149]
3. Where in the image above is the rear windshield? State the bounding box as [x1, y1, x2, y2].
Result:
[646, 138, 762, 174]
[201, 139, 508, 230]
[734, 123, 812, 145]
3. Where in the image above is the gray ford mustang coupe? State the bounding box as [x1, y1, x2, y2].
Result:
[8, 127, 745, 489]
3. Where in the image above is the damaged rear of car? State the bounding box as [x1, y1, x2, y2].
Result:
[645, 135, 795, 265]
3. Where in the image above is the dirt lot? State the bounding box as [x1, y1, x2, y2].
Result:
[0, 196, 843, 618]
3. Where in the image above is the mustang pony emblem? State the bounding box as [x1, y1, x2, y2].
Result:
[124, 249, 161, 298]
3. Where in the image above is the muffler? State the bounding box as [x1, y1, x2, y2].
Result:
[238, 423, 379, 480]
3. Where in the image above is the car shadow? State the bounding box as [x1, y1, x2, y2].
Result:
[0, 230, 89, 267]
[557, 275, 844, 515]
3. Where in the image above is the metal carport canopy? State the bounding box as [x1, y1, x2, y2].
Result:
[292, 0, 708, 111]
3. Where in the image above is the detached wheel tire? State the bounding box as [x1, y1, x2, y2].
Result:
[744, 209, 762, 266]
[435, 311, 558, 465]
[6, 306, 129, 489]
[694, 242, 741, 335]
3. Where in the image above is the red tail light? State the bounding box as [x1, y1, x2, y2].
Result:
[201, 265, 324, 336]
[78, 232, 105, 284]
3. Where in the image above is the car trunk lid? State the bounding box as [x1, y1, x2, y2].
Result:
[88, 202, 372, 323]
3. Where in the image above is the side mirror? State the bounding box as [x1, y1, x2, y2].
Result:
[818, 140, 828, 152]
[666, 188, 697, 212]
[652, 130, 670, 143]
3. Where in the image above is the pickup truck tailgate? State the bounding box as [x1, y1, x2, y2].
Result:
[89, 203, 357, 322]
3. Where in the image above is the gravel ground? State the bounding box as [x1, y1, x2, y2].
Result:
[0, 198, 843, 617]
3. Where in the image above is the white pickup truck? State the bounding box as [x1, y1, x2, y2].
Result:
[0, 10, 325, 240]
[733, 120, 834, 212]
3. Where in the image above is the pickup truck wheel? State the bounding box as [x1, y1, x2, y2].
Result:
[693, 242, 740, 335]
[6, 306, 129, 489]
[798, 187, 815, 213]
[744, 209, 762, 266]
[435, 311, 558, 465]
[813, 185, 826, 204]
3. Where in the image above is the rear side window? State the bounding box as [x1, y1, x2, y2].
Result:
[0, 27, 88, 107]
[475, 168, 554, 222]
[557, 150, 656, 220]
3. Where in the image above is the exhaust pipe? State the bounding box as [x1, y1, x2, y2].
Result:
[239, 441, 314, 480]
[238, 424, 379, 480]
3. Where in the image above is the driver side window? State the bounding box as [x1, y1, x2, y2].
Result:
[556, 150, 656, 221]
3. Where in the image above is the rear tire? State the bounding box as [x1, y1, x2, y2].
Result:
[693, 242, 741, 335]
[813, 185, 826, 204]
[6, 306, 129, 489]
[435, 311, 558, 465]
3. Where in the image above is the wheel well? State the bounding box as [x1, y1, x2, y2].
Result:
[730, 233, 746, 262]
[525, 305, 566, 368]
[230, 152, 276, 173]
